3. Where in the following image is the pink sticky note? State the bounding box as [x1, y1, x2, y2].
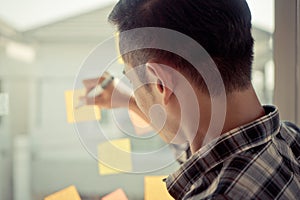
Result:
[102, 188, 128, 200]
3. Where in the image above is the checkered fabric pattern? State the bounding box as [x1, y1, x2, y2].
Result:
[165, 105, 300, 200]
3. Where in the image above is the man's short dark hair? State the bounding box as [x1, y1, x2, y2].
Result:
[108, 0, 254, 93]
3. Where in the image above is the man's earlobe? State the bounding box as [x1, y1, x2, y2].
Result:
[146, 62, 174, 105]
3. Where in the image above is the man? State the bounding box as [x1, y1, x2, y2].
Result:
[83, 0, 300, 199]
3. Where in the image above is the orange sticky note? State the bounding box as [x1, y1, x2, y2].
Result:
[128, 110, 152, 135]
[102, 188, 128, 200]
[44, 185, 81, 200]
[98, 138, 132, 175]
[65, 89, 101, 123]
[144, 176, 174, 200]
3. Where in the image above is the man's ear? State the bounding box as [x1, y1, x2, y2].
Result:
[146, 62, 174, 105]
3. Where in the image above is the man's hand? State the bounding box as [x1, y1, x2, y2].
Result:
[82, 74, 132, 109]
[82, 73, 150, 124]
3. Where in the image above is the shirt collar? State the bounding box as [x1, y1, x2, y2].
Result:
[165, 105, 281, 199]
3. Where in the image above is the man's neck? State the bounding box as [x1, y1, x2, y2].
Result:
[190, 86, 265, 153]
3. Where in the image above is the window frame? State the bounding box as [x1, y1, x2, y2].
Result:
[274, 0, 300, 125]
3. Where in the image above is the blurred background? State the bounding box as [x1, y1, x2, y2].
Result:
[0, 0, 299, 199]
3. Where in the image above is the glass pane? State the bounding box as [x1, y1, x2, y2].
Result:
[247, 0, 275, 104]
[0, 1, 276, 199]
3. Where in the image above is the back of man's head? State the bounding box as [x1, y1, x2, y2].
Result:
[108, 0, 254, 93]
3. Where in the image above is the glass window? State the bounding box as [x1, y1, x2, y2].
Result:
[247, 0, 275, 104]
[0, 1, 277, 199]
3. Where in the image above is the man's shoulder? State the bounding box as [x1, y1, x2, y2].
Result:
[278, 121, 300, 161]
[282, 121, 300, 133]
[185, 140, 300, 200]
[216, 143, 300, 199]
[282, 121, 300, 135]
[211, 146, 271, 198]
[183, 148, 265, 199]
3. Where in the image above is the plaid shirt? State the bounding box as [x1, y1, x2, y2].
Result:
[165, 105, 300, 200]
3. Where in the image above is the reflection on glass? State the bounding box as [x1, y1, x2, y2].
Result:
[0, 1, 275, 200]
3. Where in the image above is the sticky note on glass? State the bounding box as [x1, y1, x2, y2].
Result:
[144, 176, 174, 200]
[98, 138, 132, 175]
[0, 93, 9, 116]
[102, 188, 128, 200]
[129, 110, 152, 135]
[65, 89, 101, 123]
[44, 185, 81, 200]
[115, 32, 124, 64]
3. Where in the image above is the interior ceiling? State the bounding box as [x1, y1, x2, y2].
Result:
[23, 5, 116, 43]
[0, 0, 118, 31]
[6, 3, 271, 69]
[0, 0, 273, 44]
[22, 4, 271, 44]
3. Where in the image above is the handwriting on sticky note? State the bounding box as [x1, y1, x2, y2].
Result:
[102, 188, 128, 200]
[144, 176, 174, 200]
[0, 93, 9, 116]
[98, 138, 132, 175]
[44, 185, 81, 200]
[65, 89, 101, 123]
[128, 110, 152, 135]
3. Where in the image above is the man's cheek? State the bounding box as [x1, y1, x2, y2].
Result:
[135, 94, 149, 115]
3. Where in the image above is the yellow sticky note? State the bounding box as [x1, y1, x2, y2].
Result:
[115, 32, 124, 64]
[44, 185, 81, 200]
[144, 176, 174, 200]
[102, 188, 128, 200]
[98, 138, 132, 175]
[129, 110, 152, 135]
[65, 89, 101, 123]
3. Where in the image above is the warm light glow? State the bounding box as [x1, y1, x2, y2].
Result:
[5, 41, 36, 63]
[247, 0, 274, 32]
[0, 0, 118, 31]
